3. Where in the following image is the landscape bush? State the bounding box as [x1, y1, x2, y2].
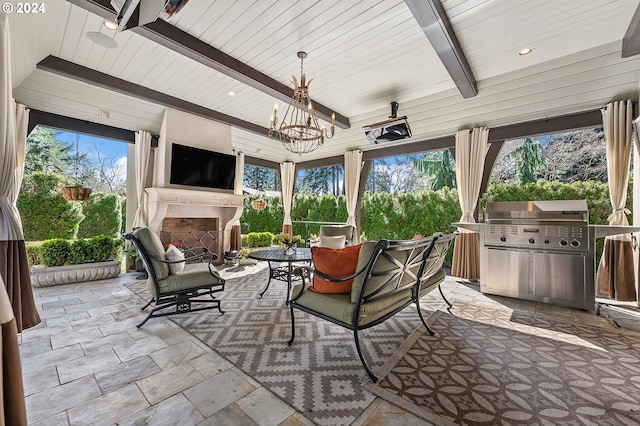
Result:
[18, 173, 84, 240]
[245, 232, 275, 248]
[37, 235, 123, 267]
[39, 238, 71, 267]
[77, 192, 123, 238]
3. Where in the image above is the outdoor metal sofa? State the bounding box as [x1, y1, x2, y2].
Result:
[125, 227, 225, 328]
[288, 232, 456, 382]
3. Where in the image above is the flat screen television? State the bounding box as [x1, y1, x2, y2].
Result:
[170, 143, 236, 190]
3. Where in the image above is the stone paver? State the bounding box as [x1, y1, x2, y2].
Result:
[18, 271, 615, 426]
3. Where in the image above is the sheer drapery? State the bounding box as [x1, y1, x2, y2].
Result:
[132, 130, 151, 229]
[596, 100, 636, 301]
[281, 161, 295, 236]
[344, 150, 362, 243]
[231, 152, 245, 250]
[0, 276, 27, 425]
[451, 127, 489, 280]
[0, 14, 40, 331]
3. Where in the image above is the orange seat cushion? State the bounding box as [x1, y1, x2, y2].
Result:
[310, 244, 362, 293]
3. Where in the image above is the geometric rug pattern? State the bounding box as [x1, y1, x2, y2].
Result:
[134, 263, 442, 426]
[366, 300, 640, 426]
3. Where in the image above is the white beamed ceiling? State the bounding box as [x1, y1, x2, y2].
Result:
[7, 0, 640, 163]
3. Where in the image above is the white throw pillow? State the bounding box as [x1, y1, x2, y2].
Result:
[319, 235, 346, 249]
[165, 244, 185, 275]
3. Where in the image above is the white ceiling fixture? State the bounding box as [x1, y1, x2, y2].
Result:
[86, 22, 118, 49]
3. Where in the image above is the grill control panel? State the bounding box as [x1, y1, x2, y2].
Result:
[484, 224, 590, 252]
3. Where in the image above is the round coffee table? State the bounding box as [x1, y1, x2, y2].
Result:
[249, 247, 312, 305]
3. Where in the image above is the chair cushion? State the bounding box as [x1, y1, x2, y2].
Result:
[319, 225, 353, 241]
[149, 262, 221, 295]
[165, 244, 185, 275]
[319, 235, 345, 249]
[293, 284, 412, 326]
[419, 268, 446, 297]
[310, 244, 362, 293]
[133, 227, 169, 280]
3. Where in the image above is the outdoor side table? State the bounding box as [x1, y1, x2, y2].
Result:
[248, 247, 312, 305]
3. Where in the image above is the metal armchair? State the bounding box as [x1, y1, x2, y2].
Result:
[125, 227, 225, 327]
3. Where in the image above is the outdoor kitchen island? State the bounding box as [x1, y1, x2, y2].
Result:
[455, 200, 640, 311]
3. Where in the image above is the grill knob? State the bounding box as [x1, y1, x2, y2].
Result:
[528, 238, 535, 244]
[500, 236, 506, 242]
[544, 239, 550, 244]
[571, 240, 580, 247]
[560, 240, 568, 246]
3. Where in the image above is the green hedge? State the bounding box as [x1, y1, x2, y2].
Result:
[37, 235, 123, 267]
[246, 232, 275, 248]
[77, 192, 123, 238]
[18, 173, 84, 240]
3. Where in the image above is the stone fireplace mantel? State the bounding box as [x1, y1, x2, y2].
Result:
[145, 187, 244, 252]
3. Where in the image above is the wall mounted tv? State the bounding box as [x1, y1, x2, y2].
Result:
[170, 143, 236, 190]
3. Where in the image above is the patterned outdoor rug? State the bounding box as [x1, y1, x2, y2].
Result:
[365, 301, 640, 425]
[127, 263, 443, 425]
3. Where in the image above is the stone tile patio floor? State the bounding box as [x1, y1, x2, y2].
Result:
[18, 270, 621, 425]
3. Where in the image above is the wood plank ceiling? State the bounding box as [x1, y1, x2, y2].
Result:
[7, 0, 640, 163]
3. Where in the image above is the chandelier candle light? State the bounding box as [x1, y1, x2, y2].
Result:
[268, 51, 335, 154]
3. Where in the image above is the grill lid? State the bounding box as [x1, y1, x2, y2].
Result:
[485, 200, 588, 224]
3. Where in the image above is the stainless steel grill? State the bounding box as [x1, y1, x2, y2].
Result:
[483, 200, 591, 252]
[480, 200, 595, 310]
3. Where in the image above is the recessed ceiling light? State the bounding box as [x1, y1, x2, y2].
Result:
[228, 91, 236, 96]
[102, 20, 118, 30]
[518, 48, 533, 56]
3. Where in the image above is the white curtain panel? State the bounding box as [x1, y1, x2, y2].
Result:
[281, 161, 295, 229]
[0, 14, 23, 241]
[455, 127, 489, 232]
[14, 103, 28, 195]
[234, 151, 245, 196]
[344, 149, 363, 231]
[603, 100, 633, 240]
[132, 130, 152, 229]
[233, 151, 245, 227]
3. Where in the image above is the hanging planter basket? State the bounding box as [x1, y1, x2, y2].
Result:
[61, 186, 92, 201]
[251, 199, 266, 210]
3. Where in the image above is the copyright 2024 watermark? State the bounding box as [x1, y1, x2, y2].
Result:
[2, 2, 46, 13]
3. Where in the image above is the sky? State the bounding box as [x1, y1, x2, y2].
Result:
[55, 130, 129, 161]
[55, 130, 129, 182]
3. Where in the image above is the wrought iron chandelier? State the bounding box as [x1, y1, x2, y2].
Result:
[268, 51, 335, 155]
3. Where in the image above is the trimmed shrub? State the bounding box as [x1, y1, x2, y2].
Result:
[18, 172, 84, 240]
[86, 235, 122, 262]
[77, 192, 123, 238]
[40, 239, 71, 267]
[68, 239, 91, 265]
[246, 232, 275, 248]
[241, 195, 283, 234]
[25, 242, 42, 267]
[37, 235, 122, 267]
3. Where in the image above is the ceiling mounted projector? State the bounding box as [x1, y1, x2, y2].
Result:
[110, 0, 189, 31]
[363, 101, 412, 145]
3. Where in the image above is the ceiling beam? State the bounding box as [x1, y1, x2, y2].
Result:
[37, 56, 268, 137]
[404, 0, 477, 98]
[623, 2, 640, 57]
[65, 0, 350, 129]
[28, 109, 141, 143]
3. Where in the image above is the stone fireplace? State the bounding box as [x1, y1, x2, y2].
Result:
[145, 187, 244, 261]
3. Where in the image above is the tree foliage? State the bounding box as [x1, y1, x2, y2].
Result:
[18, 173, 84, 240]
[25, 127, 73, 174]
[76, 192, 122, 238]
[244, 165, 279, 192]
[410, 149, 456, 190]
[502, 137, 546, 185]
